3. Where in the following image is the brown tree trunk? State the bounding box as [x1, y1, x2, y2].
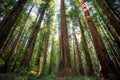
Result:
[79, 0, 120, 79]
[0, 0, 27, 49]
[58, 0, 71, 76]
[0, 4, 34, 73]
[92, 1, 120, 48]
[0, 24, 16, 56]
[96, 0, 120, 41]
[78, 18, 94, 76]
[104, 0, 120, 21]
[72, 21, 84, 75]
[38, 34, 47, 76]
[34, 32, 45, 74]
[20, 1, 49, 68]
[38, 24, 50, 76]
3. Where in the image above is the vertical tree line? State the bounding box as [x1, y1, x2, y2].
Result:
[0, 0, 120, 80]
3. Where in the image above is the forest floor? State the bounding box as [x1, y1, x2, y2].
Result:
[57, 77, 64, 80]
[0, 72, 101, 80]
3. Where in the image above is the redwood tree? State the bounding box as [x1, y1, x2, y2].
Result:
[79, 0, 120, 79]
[20, 1, 50, 68]
[0, 4, 34, 73]
[96, 0, 120, 41]
[58, 0, 71, 76]
[0, 0, 27, 49]
[72, 21, 84, 75]
[72, 1, 94, 76]
[78, 17, 94, 76]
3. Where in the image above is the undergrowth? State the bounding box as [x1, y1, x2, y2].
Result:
[0, 72, 101, 80]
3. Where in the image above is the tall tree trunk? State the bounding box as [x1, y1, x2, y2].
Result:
[38, 35, 47, 76]
[92, 1, 120, 48]
[78, 18, 94, 76]
[20, 1, 49, 68]
[96, 0, 120, 41]
[38, 25, 50, 76]
[49, 36, 54, 74]
[0, 24, 16, 56]
[35, 32, 45, 74]
[0, 4, 34, 73]
[58, 0, 71, 76]
[79, 0, 120, 79]
[72, 1, 94, 76]
[72, 21, 84, 75]
[0, 0, 27, 49]
[104, 0, 120, 21]
[73, 39, 77, 73]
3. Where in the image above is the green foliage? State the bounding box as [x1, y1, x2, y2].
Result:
[44, 74, 57, 80]
[0, 0, 120, 80]
[0, 59, 4, 68]
[64, 76, 101, 80]
[0, 73, 15, 80]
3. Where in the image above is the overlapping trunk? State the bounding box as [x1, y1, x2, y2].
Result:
[58, 0, 71, 76]
[0, 4, 34, 73]
[96, 0, 120, 41]
[79, 0, 120, 79]
[72, 21, 84, 75]
[0, 0, 27, 49]
[92, 1, 120, 48]
[39, 25, 50, 76]
[20, 1, 49, 68]
[78, 18, 94, 76]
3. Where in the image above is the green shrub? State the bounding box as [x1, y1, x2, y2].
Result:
[44, 74, 57, 80]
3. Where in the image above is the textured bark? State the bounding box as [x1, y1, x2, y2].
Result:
[0, 24, 16, 55]
[96, 0, 120, 41]
[20, 1, 49, 68]
[0, 5, 34, 73]
[73, 2, 94, 76]
[72, 21, 84, 75]
[38, 35, 46, 76]
[58, 0, 71, 76]
[0, 0, 27, 49]
[38, 25, 50, 76]
[92, 1, 120, 48]
[79, 0, 120, 79]
[78, 18, 94, 76]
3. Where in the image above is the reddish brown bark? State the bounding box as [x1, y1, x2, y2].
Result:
[20, 1, 49, 68]
[0, 5, 34, 73]
[93, 2, 120, 48]
[72, 21, 84, 75]
[0, 0, 27, 49]
[78, 18, 94, 76]
[96, 0, 120, 40]
[58, 0, 71, 76]
[79, 0, 120, 79]
[7, 4, 34, 61]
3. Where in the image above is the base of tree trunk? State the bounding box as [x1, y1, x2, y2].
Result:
[57, 68, 72, 77]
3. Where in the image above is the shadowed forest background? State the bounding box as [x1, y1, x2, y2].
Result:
[0, 0, 120, 80]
